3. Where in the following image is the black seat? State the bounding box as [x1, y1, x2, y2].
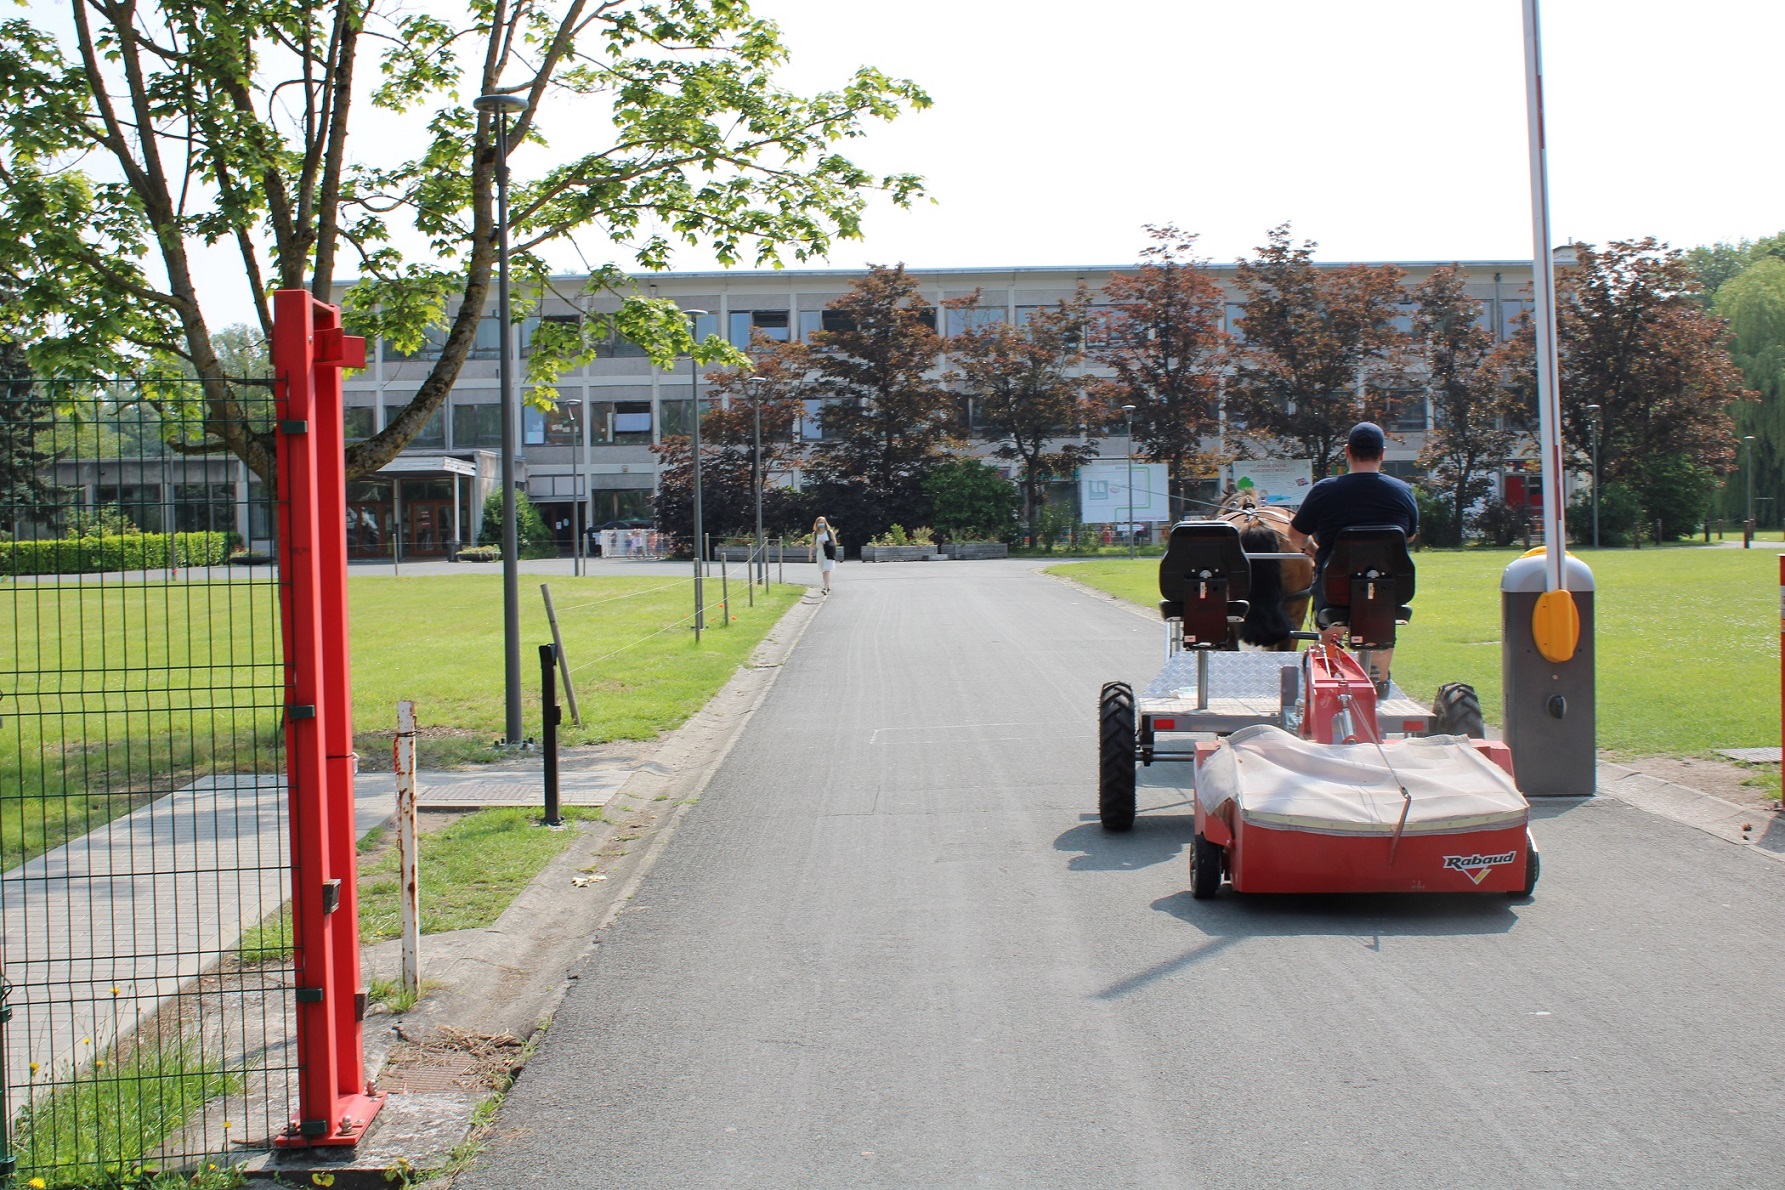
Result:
[1316, 526, 1415, 649]
[1158, 521, 1251, 648]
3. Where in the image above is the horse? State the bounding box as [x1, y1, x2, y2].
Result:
[1216, 494, 1315, 650]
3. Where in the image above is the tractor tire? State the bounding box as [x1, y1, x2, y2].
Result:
[1099, 681, 1137, 832]
[1432, 682, 1486, 738]
[1190, 833, 1223, 899]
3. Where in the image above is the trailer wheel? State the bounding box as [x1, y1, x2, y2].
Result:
[1517, 836, 1541, 898]
[1098, 681, 1137, 831]
[1190, 833, 1223, 899]
[1432, 682, 1486, 738]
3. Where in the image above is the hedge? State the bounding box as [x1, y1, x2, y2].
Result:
[0, 532, 239, 576]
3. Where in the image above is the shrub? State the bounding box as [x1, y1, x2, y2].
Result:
[478, 490, 558, 559]
[1469, 500, 1532, 548]
[869, 524, 934, 547]
[0, 532, 237, 575]
[457, 544, 502, 562]
[922, 459, 1019, 543]
[1569, 481, 1646, 547]
[1413, 487, 1462, 548]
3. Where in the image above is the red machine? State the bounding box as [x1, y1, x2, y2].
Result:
[1096, 519, 1537, 900]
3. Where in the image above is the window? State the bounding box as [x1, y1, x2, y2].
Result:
[385, 326, 448, 362]
[1499, 299, 1532, 341]
[521, 404, 579, 446]
[386, 404, 444, 449]
[799, 399, 824, 441]
[172, 483, 235, 533]
[107, 483, 163, 533]
[1387, 391, 1428, 432]
[1391, 302, 1417, 335]
[799, 309, 856, 341]
[1224, 303, 1247, 342]
[452, 404, 504, 449]
[1474, 299, 1494, 332]
[660, 400, 693, 439]
[729, 309, 790, 345]
[344, 407, 375, 442]
[946, 307, 1007, 337]
[597, 400, 653, 444]
[1383, 460, 1421, 482]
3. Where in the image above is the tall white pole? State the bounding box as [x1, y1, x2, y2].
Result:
[1522, 0, 1567, 594]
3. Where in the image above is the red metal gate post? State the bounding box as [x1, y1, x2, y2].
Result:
[271, 289, 383, 1147]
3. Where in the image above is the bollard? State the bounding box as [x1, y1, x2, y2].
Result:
[1746, 519, 1756, 550]
[539, 644, 561, 826]
[393, 701, 420, 998]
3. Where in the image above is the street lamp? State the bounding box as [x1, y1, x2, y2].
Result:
[1744, 434, 1757, 548]
[1585, 404, 1600, 549]
[562, 399, 585, 576]
[685, 309, 710, 639]
[1122, 404, 1137, 561]
[474, 90, 528, 746]
[747, 376, 767, 589]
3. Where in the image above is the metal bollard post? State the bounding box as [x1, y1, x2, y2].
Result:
[747, 544, 755, 608]
[778, 536, 784, 586]
[721, 553, 730, 625]
[539, 644, 561, 826]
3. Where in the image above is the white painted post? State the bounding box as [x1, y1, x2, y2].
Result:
[394, 700, 420, 997]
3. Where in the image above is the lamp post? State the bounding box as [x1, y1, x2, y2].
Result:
[1745, 434, 1757, 548]
[1585, 404, 1600, 549]
[474, 90, 528, 746]
[747, 376, 767, 589]
[1122, 404, 1137, 561]
[562, 399, 585, 576]
[685, 309, 709, 639]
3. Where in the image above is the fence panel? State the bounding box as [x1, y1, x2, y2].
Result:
[0, 379, 294, 1183]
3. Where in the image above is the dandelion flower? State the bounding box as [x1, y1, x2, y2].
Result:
[29, 1177, 46, 1188]
[28, 1061, 39, 1077]
[109, 987, 121, 996]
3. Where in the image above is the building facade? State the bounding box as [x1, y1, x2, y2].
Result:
[331, 260, 1547, 558]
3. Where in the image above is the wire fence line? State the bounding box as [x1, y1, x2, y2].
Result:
[1, 381, 295, 1183]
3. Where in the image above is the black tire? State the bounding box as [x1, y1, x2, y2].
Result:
[1518, 836, 1541, 897]
[1099, 681, 1137, 831]
[1190, 833, 1223, 899]
[1432, 682, 1486, 738]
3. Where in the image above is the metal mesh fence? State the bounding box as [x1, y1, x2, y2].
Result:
[0, 379, 293, 1183]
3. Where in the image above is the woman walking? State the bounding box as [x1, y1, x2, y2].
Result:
[809, 516, 839, 594]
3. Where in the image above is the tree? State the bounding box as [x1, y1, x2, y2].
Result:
[1684, 233, 1785, 310]
[803, 265, 961, 544]
[478, 489, 554, 558]
[1501, 239, 1752, 539]
[923, 459, 1018, 542]
[0, 327, 58, 539]
[1714, 257, 1785, 524]
[1410, 265, 1525, 545]
[0, 0, 929, 482]
[947, 285, 1100, 542]
[1089, 226, 1228, 516]
[1224, 224, 1408, 478]
[651, 335, 811, 553]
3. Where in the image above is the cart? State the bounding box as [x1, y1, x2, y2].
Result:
[1096, 520, 1536, 898]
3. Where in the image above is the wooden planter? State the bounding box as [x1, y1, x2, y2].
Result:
[938, 543, 1009, 560]
[860, 544, 942, 563]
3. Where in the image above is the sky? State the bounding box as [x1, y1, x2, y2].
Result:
[722, 0, 1784, 271]
[139, 0, 1785, 308]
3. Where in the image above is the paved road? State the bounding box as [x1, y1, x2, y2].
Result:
[470, 559, 1785, 1188]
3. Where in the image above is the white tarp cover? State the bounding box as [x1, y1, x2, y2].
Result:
[1197, 725, 1530, 836]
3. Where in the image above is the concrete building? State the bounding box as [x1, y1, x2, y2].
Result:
[328, 259, 1545, 558]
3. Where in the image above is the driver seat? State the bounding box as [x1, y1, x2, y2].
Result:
[1316, 526, 1415, 649]
[1158, 521, 1251, 649]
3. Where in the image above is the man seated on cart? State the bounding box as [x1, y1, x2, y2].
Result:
[1286, 421, 1419, 691]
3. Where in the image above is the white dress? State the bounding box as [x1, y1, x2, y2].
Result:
[815, 528, 837, 573]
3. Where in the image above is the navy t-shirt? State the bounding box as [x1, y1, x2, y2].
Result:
[1290, 471, 1419, 574]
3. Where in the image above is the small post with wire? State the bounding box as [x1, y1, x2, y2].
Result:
[393, 701, 420, 1000]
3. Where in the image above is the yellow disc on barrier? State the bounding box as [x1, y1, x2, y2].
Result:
[1532, 588, 1580, 663]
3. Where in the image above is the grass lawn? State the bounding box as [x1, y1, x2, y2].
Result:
[0, 573, 802, 865]
[1053, 544, 1783, 758]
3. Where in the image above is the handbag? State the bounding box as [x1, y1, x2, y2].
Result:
[822, 540, 836, 560]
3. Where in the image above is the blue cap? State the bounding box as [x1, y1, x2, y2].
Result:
[1348, 422, 1386, 455]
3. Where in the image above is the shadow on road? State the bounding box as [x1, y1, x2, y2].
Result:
[1055, 813, 1192, 871]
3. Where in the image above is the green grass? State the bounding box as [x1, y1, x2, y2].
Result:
[356, 807, 598, 942]
[13, 1041, 241, 1189]
[1054, 545, 1785, 757]
[0, 574, 801, 866]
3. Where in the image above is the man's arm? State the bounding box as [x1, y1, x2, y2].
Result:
[1287, 524, 1316, 556]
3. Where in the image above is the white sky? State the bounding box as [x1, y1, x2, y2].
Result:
[156, 0, 1784, 308]
[730, 0, 1784, 271]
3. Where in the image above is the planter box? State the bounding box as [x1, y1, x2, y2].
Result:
[861, 544, 943, 563]
[714, 544, 811, 563]
[939, 543, 1008, 560]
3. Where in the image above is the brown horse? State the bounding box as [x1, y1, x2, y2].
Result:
[1218, 494, 1315, 650]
